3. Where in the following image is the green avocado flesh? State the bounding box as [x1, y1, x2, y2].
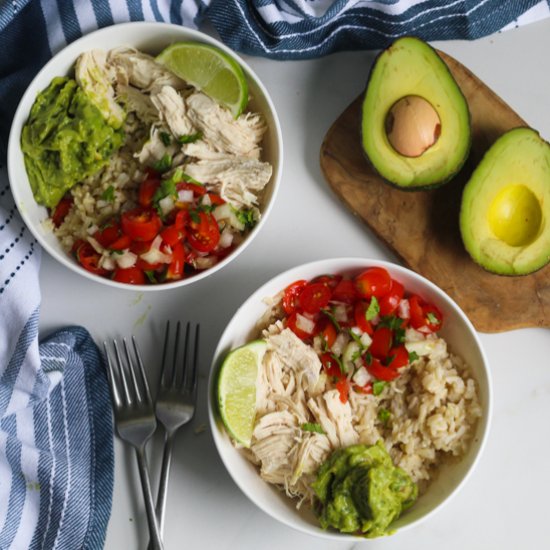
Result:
[460, 127, 550, 275]
[312, 441, 417, 538]
[21, 76, 124, 209]
[361, 36, 471, 189]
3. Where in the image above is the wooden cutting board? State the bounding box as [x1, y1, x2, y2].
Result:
[320, 50, 550, 333]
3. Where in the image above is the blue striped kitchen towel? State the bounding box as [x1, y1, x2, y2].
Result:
[0, 163, 114, 548]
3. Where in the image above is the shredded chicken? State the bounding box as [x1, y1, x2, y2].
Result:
[75, 50, 125, 128]
[117, 84, 158, 124]
[186, 92, 267, 158]
[151, 86, 195, 138]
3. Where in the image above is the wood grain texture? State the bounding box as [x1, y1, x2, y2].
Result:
[320, 51, 550, 333]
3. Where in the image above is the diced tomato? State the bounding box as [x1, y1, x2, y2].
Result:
[298, 282, 332, 314]
[135, 258, 163, 271]
[331, 278, 357, 303]
[287, 311, 313, 340]
[379, 280, 405, 316]
[386, 345, 409, 369]
[354, 301, 374, 335]
[130, 239, 153, 255]
[311, 274, 342, 289]
[161, 224, 185, 247]
[51, 196, 73, 227]
[335, 378, 350, 404]
[75, 241, 108, 276]
[369, 326, 393, 359]
[138, 177, 161, 208]
[320, 353, 342, 378]
[108, 234, 132, 251]
[355, 267, 392, 299]
[282, 280, 308, 315]
[316, 318, 337, 349]
[409, 295, 443, 333]
[144, 167, 160, 179]
[112, 267, 146, 285]
[121, 208, 162, 242]
[208, 193, 225, 205]
[365, 357, 399, 382]
[166, 242, 185, 280]
[177, 181, 207, 196]
[94, 221, 121, 248]
[173, 209, 189, 231]
[188, 211, 220, 253]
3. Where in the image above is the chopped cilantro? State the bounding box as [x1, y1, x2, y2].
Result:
[301, 422, 325, 434]
[144, 270, 157, 284]
[101, 185, 115, 202]
[348, 329, 363, 345]
[152, 154, 172, 173]
[334, 354, 347, 374]
[160, 132, 171, 146]
[379, 315, 403, 330]
[152, 176, 178, 216]
[372, 380, 387, 396]
[321, 309, 342, 332]
[426, 312, 441, 325]
[351, 349, 362, 361]
[198, 202, 215, 214]
[363, 351, 373, 366]
[178, 131, 202, 144]
[378, 408, 391, 424]
[235, 208, 256, 230]
[408, 351, 419, 363]
[366, 296, 380, 321]
[189, 210, 200, 224]
[393, 327, 406, 344]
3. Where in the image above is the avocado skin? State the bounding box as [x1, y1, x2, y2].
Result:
[361, 36, 471, 190]
[459, 127, 550, 276]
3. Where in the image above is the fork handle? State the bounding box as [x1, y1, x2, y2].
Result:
[135, 448, 164, 550]
[155, 430, 176, 534]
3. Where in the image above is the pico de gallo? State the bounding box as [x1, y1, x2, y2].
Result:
[53, 167, 258, 284]
[280, 267, 444, 404]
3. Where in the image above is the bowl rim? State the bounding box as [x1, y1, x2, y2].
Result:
[207, 256, 493, 540]
[7, 21, 283, 291]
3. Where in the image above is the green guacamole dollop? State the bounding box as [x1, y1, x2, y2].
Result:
[312, 441, 417, 538]
[21, 76, 124, 209]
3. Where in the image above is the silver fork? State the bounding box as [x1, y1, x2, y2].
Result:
[103, 337, 164, 550]
[154, 321, 200, 536]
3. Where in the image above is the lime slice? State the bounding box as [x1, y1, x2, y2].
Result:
[156, 42, 249, 118]
[217, 340, 266, 447]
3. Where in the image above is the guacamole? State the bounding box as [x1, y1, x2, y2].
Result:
[312, 441, 417, 538]
[21, 76, 124, 209]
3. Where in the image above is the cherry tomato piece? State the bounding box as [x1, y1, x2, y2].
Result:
[409, 295, 443, 333]
[121, 208, 162, 242]
[282, 280, 308, 315]
[188, 211, 220, 253]
[316, 318, 337, 349]
[332, 278, 358, 304]
[108, 234, 132, 251]
[335, 378, 350, 404]
[386, 345, 409, 369]
[311, 274, 342, 289]
[369, 327, 393, 359]
[287, 311, 313, 340]
[298, 282, 332, 314]
[51, 196, 73, 227]
[365, 357, 399, 382]
[94, 222, 121, 248]
[354, 301, 374, 335]
[166, 242, 185, 280]
[112, 267, 146, 285]
[379, 280, 405, 316]
[320, 353, 342, 378]
[355, 267, 392, 299]
[177, 181, 207, 196]
[161, 224, 185, 247]
[408, 295, 425, 329]
[139, 178, 161, 208]
[208, 193, 225, 205]
[423, 303, 443, 332]
[75, 241, 108, 276]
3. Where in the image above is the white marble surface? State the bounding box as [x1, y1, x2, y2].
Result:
[38, 19, 550, 550]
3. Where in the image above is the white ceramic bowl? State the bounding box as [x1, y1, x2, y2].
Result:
[7, 22, 282, 290]
[208, 257, 492, 540]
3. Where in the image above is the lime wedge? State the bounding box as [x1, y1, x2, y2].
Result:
[217, 340, 266, 447]
[156, 42, 249, 118]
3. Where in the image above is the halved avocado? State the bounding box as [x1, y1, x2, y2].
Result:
[460, 127, 550, 275]
[361, 37, 471, 189]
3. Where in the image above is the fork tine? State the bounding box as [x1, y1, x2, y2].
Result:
[179, 322, 190, 389]
[160, 321, 171, 389]
[171, 321, 182, 389]
[183, 323, 200, 394]
[113, 339, 132, 406]
[122, 337, 142, 403]
[131, 335, 153, 405]
[102, 342, 121, 407]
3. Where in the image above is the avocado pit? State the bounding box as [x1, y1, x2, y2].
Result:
[488, 184, 542, 247]
[385, 95, 441, 158]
